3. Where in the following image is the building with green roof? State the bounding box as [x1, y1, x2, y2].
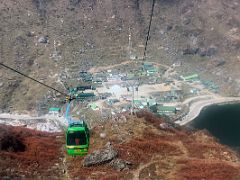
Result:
[157, 106, 176, 115]
[89, 103, 99, 110]
[49, 107, 61, 116]
[147, 67, 158, 75]
[49, 107, 61, 112]
[180, 74, 199, 81]
[142, 62, 158, 75]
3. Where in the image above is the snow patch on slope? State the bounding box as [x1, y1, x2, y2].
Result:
[0, 113, 67, 132]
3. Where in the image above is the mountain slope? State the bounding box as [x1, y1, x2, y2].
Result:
[0, 112, 239, 179]
[0, 0, 239, 112]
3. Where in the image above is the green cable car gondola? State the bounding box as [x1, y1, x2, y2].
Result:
[65, 100, 90, 156]
[65, 90, 95, 156]
[66, 121, 90, 156]
[0, 62, 93, 156]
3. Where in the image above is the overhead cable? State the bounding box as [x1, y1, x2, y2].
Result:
[143, 0, 156, 61]
[0, 62, 68, 97]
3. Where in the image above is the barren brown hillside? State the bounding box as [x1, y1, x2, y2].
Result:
[0, 112, 239, 179]
[0, 0, 239, 112]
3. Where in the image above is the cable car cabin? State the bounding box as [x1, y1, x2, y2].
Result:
[66, 121, 90, 156]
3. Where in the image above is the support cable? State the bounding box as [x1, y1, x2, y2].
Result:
[0, 62, 69, 97]
[143, 0, 156, 61]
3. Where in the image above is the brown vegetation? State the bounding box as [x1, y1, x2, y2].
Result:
[0, 125, 64, 178]
[176, 159, 240, 180]
[66, 111, 240, 179]
[0, 112, 240, 179]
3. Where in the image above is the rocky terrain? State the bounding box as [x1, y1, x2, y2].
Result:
[0, 124, 64, 179]
[0, 1, 240, 179]
[0, 0, 239, 112]
[0, 112, 239, 179]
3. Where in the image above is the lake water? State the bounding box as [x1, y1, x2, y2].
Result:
[190, 103, 240, 148]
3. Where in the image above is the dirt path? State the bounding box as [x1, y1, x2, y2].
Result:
[132, 140, 189, 180]
[89, 60, 132, 73]
[150, 61, 171, 69]
[88, 60, 171, 73]
[62, 150, 70, 180]
[132, 160, 159, 180]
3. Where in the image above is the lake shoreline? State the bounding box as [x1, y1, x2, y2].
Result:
[187, 102, 240, 148]
[175, 97, 240, 126]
